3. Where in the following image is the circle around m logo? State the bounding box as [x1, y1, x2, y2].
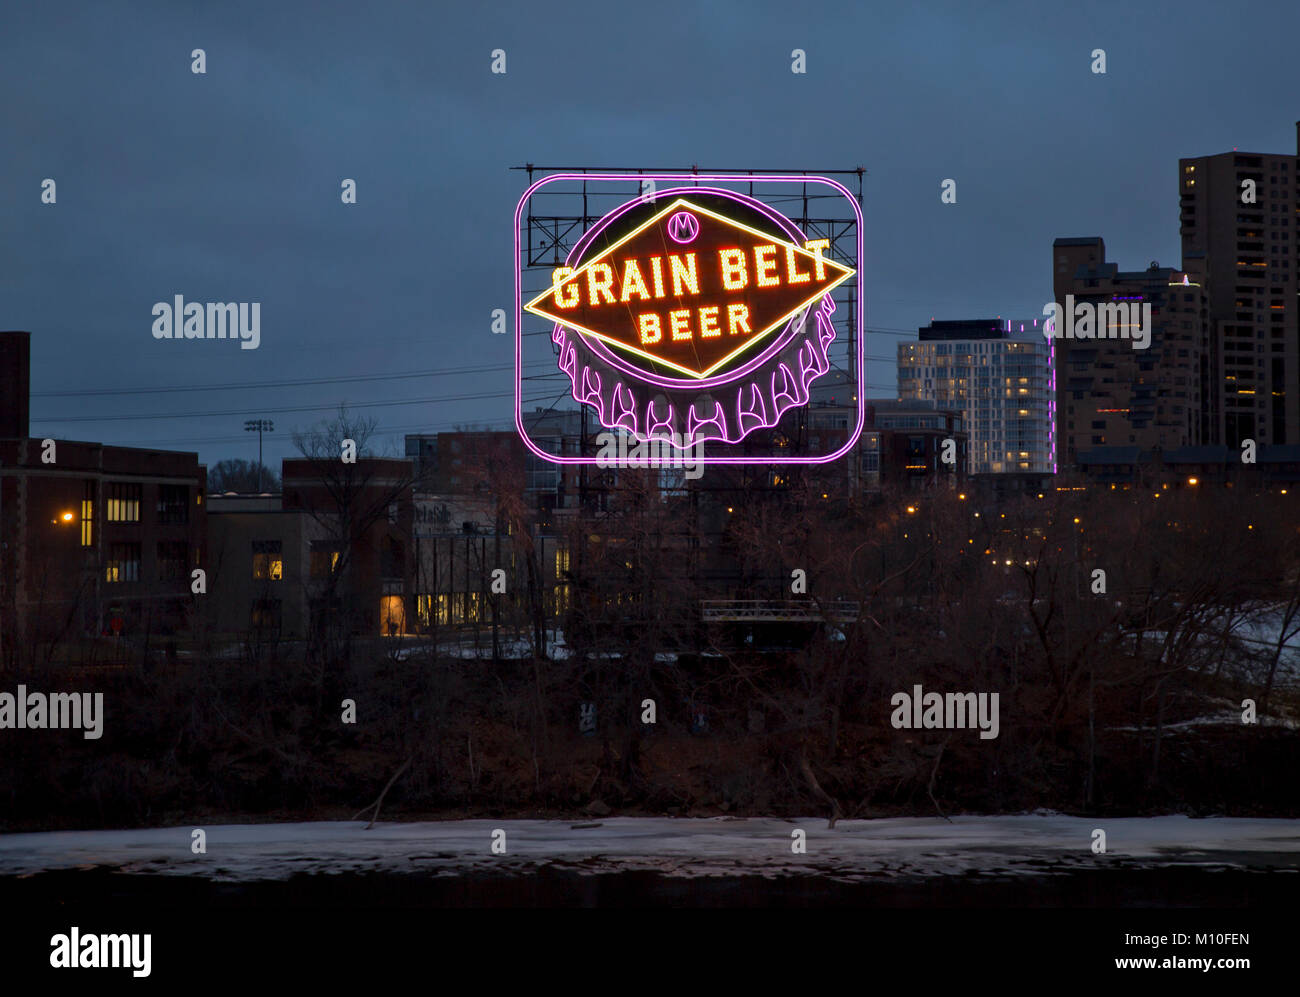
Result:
[667, 211, 700, 244]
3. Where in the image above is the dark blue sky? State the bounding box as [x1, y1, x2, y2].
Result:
[4, 0, 1297, 470]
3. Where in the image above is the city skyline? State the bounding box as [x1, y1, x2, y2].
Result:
[5, 0, 1299, 470]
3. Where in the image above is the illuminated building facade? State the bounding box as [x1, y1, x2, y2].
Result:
[1179, 124, 1300, 448]
[1050, 240, 1209, 469]
[205, 457, 420, 638]
[898, 319, 1054, 475]
[864, 398, 968, 488]
[205, 495, 316, 638]
[0, 331, 206, 660]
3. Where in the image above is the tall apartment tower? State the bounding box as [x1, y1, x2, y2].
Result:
[1179, 124, 1299, 448]
[1051, 238, 1209, 469]
[897, 319, 1054, 474]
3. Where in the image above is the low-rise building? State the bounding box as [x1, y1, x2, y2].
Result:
[0, 331, 206, 662]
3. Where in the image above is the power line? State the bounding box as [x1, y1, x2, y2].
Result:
[67, 394, 571, 448]
[31, 360, 554, 398]
[33, 389, 515, 424]
[95, 385, 903, 449]
[90, 376, 902, 449]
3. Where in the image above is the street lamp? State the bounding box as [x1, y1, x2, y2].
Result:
[244, 419, 275, 492]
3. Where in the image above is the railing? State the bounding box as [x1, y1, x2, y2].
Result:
[700, 599, 860, 623]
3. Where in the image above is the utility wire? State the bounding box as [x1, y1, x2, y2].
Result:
[32, 360, 553, 398]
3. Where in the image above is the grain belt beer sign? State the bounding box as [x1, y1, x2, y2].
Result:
[515, 173, 864, 465]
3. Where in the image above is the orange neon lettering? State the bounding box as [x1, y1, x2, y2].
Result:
[670, 254, 699, 297]
[620, 260, 651, 302]
[727, 303, 751, 336]
[784, 245, 811, 284]
[586, 263, 616, 305]
[669, 308, 692, 341]
[804, 239, 829, 280]
[719, 249, 747, 290]
[638, 312, 662, 345]
[698, 305, 721, 338]
[551, 267, 579, 309]
[754, 245, 779, 287]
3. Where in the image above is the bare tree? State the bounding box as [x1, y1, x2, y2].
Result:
[289, 406, 420, 668]
[208, 458, 281, 494]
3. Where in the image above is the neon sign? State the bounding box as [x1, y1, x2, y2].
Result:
[515, 174, 864, 464]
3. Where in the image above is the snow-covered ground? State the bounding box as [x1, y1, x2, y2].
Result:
[2, 815, 1297, 882]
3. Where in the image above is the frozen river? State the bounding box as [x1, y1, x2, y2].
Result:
[3, 814, 1298, 883]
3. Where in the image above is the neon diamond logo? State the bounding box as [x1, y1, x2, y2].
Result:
[524, 197, 854, 380]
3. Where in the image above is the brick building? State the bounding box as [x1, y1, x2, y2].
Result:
[0, 331, 206, 664]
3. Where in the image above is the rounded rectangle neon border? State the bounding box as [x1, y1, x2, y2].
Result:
[514, 173, 865, 466]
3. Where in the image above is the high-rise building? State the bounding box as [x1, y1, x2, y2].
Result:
[1050, 240, 1209, 469]
[1179, 124, 1300, 447]
[897, 319, 1054, 474]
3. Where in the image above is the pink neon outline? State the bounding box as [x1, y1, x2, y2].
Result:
[514, 173, 865, 467]
[1049, 334, 1058, 474]
[666, 210, 699, 244]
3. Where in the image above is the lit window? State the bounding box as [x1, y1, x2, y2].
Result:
[310, 542, 340, 578]
[380, 595, 406, 636]
[106, 482, 141, 523]
[252, 540, 283, 580]
[81, 480, 94, 547]
[105, 542, 140, 583]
